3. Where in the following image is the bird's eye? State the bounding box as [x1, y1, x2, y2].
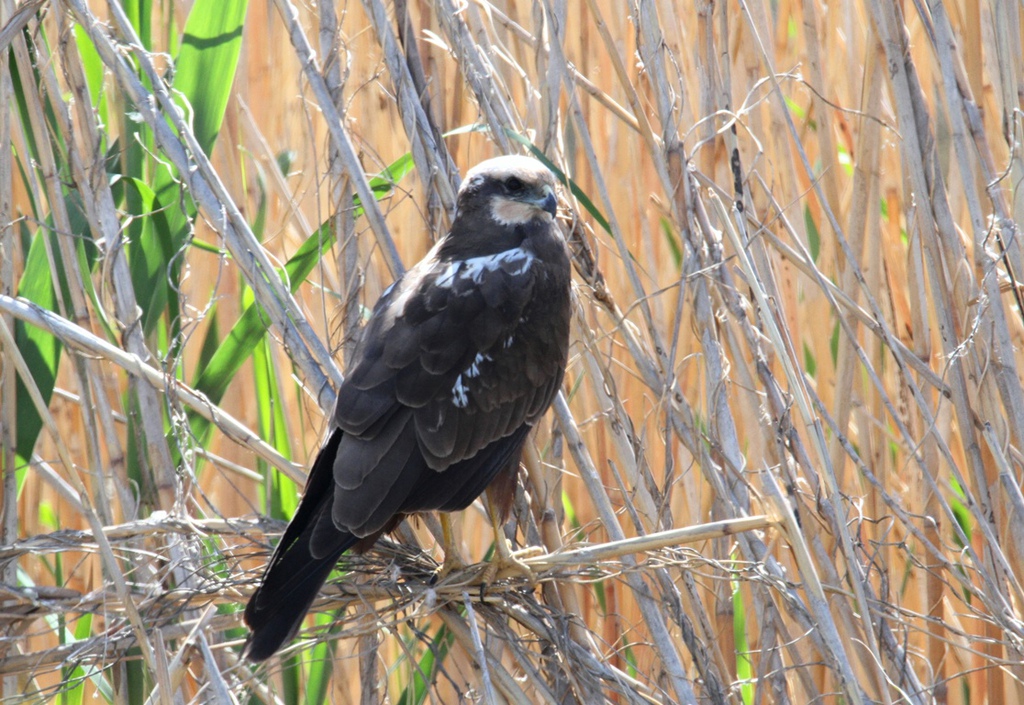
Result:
[505, 176, 525, 193]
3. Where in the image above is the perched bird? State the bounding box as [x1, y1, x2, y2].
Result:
[244, 155, 571, 661]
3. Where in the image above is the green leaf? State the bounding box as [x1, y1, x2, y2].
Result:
[830, 319, 840, 367]
[733, 580, 753, 705]
[118, 176, 175, 338]
[126, 653, 146, 704]
[251, 169, 268, 242]
[122, 0, 153, 51]
[10, 32, 66, 164]
[175, 1, 248, 154]
[38, 502, 58, 531]
[623, 643, 638, 679]
[124, 391, 153, 507]
[193, 303, 220, 378]
[837, 143, 853, 176]
[397, 626, 453, 705]
[14, 234, 63, 479]
[303, 612, 338, 705]
[73, 23, 107, 125]
[61, 613, 100, 705]
[281, 652, 301, 703]
[561, 490, 582, 541]
[804, 205, 820, 263]
[253, 323, 297, 518]
[277, 150, 297, 177]
[12, 169, 101, 485]
[803, 342, 817, 378]
[131, 0, 249, 335]
[660, 217, 683, 270]
[592, 579, 608, 615]
[949, 478, 973, 549]
[784, 95, 806, 120]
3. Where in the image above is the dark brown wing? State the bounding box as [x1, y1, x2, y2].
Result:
[319, 241, 567, 542]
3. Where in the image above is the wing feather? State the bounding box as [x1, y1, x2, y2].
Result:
[333, 383, 395, 436]
[414, 405, 458, 459]
[328, 235, 567, 542]
[405, 424, 532, 514]
[331, 412, 421, 536]
[420, 336, 468, 374]
[381, 322, 421, 370]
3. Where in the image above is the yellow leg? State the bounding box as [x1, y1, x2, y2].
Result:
[481, 491, 538, 585]
[436, 513, 466, 580]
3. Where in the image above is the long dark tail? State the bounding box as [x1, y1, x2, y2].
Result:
[244, 430, 357, 662]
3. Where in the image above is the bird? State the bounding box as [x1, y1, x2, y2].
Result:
[243, 155, 571, 661]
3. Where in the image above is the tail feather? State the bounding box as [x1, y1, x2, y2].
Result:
[243, 531, 354, 661]
[244, 429, 356, 661]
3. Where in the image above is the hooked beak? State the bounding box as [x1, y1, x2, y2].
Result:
[530, 185, 557, 217]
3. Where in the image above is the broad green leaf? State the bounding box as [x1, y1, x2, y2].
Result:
[126, 652, 146, 704]
[38, 502, 58, 531]
[561, 490, 585, 542]
[120, 174, 176, 338]
[189, 219, 333, 403]
[61, 614, 105, 705]
[12, 186, 99, 486]
[14, 234, 63, 480]
[281, 653, 301, 703]
[73, 23, 107, 125]
[132, 0, 249, 335]
[175, 1, 248, 154]
[950, 477, 973, 550]
[122, 0, 153, 51]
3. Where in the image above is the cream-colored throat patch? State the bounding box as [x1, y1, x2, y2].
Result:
[490, 198, 548, 226]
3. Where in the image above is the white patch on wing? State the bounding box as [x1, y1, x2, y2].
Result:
[436, 247, 535, 289]
[452, 374, 469, 408]
[387, 240, 446, 315]
[387, 265, 432, 315]
[464, 352, 492, 378]
[390, 285, 416, 316]
[503, 335, 514, 349]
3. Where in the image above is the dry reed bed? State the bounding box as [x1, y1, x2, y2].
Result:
[2, 1, 1023, 703]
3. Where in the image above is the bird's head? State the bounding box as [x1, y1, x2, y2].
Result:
[456, 155, 558, 225]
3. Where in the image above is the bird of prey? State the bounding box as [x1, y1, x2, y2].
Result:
[244, 155, 571, 661]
